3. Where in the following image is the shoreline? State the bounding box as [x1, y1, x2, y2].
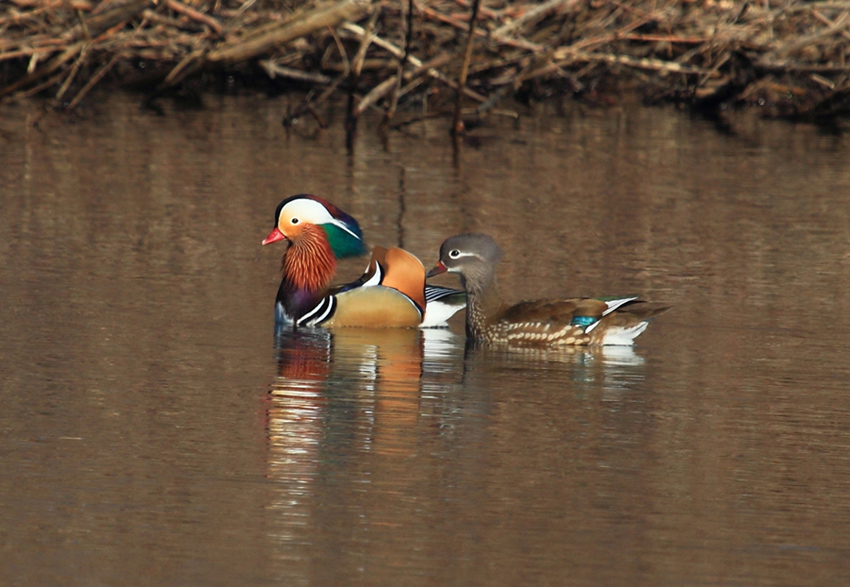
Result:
[2, 0, 849, 124]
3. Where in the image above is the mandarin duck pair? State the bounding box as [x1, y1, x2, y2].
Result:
[263, 195, 668, 347]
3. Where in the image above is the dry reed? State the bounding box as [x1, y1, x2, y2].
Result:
[2, 0, 849, 121]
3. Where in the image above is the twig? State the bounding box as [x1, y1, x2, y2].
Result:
[775, 10, 849, 58]
[283, 29, 349, 125]
[812, 8, 850, 42]
[415, 1, 544, 52]
[754, 59, 850, 73]
[5, 70, 66, 102]
[0, 43, 67, 63]
[160, 48, 206, 87]
[453, 0, 483, 135]
[355, 75, 397, 115]
[389, 111, 445, 129]
[342, 23, 410, 61]
[165, 0, 224, 36]
[341, 23, 488, 102]
[615, 33, 707, 44]
[207, 0, 371, 63]
[385, 0, 414, 121]
[351, 5, 380, 78]
[65, 52, 119, 110]
[566, 51, 709, 75]
[0, 42, 85, 97]
[474, 84, 512, 116]
[55, 43, 89, 100]
[404, 52, 455, 80]
[261, 59, 332, 83]
[492, 0, 577, 38]
[397, 75, 428, 99]
[306, 102, 327, 127]
[62, 0, 151, 42]
[329, 23, 350, 78]
[10, 0, 93, 9]
[453, 0, 503, 18]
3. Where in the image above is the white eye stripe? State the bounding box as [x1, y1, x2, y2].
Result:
[447, 250, 476, 260]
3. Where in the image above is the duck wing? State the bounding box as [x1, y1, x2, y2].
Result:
[495, 296, 665, 346]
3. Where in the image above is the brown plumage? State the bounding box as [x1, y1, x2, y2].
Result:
[281, 223, 337, 294]
[426, 233, 669, 347]
[372, 246, 428, 313]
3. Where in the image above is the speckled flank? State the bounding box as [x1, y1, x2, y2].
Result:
[485, 322, 592, 346]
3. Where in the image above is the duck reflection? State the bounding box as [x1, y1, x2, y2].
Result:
[264, 327, 464, 560]
[267, 331, 648, 487]
[268, 328, 464, 455]
[461, 343, 648, 402]
[264, 327, 649, 575]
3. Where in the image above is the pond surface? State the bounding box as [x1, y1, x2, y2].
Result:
[2, 92, 850, 586]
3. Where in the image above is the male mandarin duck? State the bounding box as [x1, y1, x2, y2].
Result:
[262, 194, 465, 329]
[426, 233, 669, 346]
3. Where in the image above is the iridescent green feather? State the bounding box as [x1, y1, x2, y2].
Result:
[322, 223, 367, 259]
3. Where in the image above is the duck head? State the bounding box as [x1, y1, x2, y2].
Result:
[263, 194, 368, 294]
[262, 194, 367, 258]
[427, 233, 505, 295]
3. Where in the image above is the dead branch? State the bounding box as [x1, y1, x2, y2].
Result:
[207, 0, 372, 63]
[165, 0, 224, 36]
[453, 0, 483, 134]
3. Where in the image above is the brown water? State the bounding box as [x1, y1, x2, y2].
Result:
[2, 93, 850, 586]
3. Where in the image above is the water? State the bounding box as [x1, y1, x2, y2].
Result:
[2, 93, 850, 585]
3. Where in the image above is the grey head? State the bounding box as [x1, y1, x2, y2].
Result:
[427, 233, 505, 294]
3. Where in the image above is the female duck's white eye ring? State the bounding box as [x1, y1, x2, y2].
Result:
[449, 249, 460, 259]
[290, 218, 300, 225]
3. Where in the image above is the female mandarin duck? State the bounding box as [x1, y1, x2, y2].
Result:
[262, 194, 465, 329]
[426, 233, 668, 346]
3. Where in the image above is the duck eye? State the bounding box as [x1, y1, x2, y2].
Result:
[448, 249, 460, 259]
[290, 217, 299, 225]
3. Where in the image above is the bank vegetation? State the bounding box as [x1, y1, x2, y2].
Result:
[2, 0, 850, 126]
